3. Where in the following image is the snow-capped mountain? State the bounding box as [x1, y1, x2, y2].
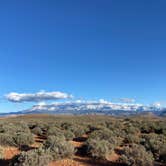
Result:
[0, 100, 164, 116]
[20, 100, 163, 116]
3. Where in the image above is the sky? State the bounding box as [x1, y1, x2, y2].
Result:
[0, 0, 166, 112]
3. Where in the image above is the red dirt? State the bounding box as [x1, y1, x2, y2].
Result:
[49, 156, 115, 166]
[4, 147, 20, 160]
[106, 151, 119, 162]
[70, 140, 84, 148]
[49, 158, 88, 166]
[82, 134, 88, 138]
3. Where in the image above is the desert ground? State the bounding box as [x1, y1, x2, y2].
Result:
[0, 114, 165, 166]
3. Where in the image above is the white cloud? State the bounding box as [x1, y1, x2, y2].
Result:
[152, 102, 164, 108]
[6, 91, 72, 103]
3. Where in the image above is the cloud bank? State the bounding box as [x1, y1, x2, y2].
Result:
[6, 91, 72, 103]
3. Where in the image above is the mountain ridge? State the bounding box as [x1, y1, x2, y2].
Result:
[0, 102, 165, 117]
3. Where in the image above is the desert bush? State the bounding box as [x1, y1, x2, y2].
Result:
[16, 122, 31, 133]
[87, 124, 99, 132]
[106, 121, 123, 131]
[88, 128, 121, 145]
[0, 114, 165, 164]
[104, 121, 123, 137]
[12, 122, 30, 133]
[61, 122, 73, 130]
[46, 126, 64, 138]
[13, 132, 34, 147]
[123, 125, 140, 135]
[119, 144, 154, 166]
[0, 123, 17, 134]
[85, 127, 120, 160]
[61, 123, 86, 137]
[27, 121, 37, 129]
[154, 121, 166, 134]
[63, 130, 75, 141]
[109, 127, 126, 138]
[140, 122, 159, 134]
[0, 133, 15, 146]
[124, 134, 140, 144]
[31, 127, 43, 135]
[151, 121, 166, 134]
[13, 148, 52, 166]
[72, 126, 85, 137]
[86, 138, 111, 160]
[89, 128, 112, 139]
[0, 124, 4, 133]
[162, 128, 166, 136]
[0, 131, 34, 147]
[36, 122, 49, 130]
[141, 133, 166, 162]
[0, 122, 31, 135]
[43, 135, 75, 160]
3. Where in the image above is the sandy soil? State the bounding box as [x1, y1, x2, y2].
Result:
[4, 147, 20, 160]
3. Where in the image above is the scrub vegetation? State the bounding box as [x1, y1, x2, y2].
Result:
[0, 114, 165, 166]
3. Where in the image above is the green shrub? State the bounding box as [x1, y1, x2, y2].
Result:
[124, 134, 140, 144]
[2, 122, 31, 134]
[123, 125, 140, 135]
[141, 133, 166, 162]
[86, 138, 111, 160]
[46, 127, 64, 138]
[61, 122, 73, 130]
[106, 121, 123, 132]
[13, 132, 34, 147]
[140, 122, 158, 134]
[87, 124, 99, 132]
[13, 148, 52, 166]
[119, 144, 154, 166]
[35, 122, 49, 131]
[88, 128, 120, 145]
[0, 123, 17, 134]
[72, 126, 85, 137]
[0, 132, 34, 147]
[31, 127, 43, 135]
[64, 130, 75, 141]
[61, 123, 85, 137]
[43, 135, 75, 160]
[16, 122, 31, 133]
[0, 133, 15, 146]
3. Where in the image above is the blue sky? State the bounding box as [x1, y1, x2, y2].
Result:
[0, 0, 166, 112]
